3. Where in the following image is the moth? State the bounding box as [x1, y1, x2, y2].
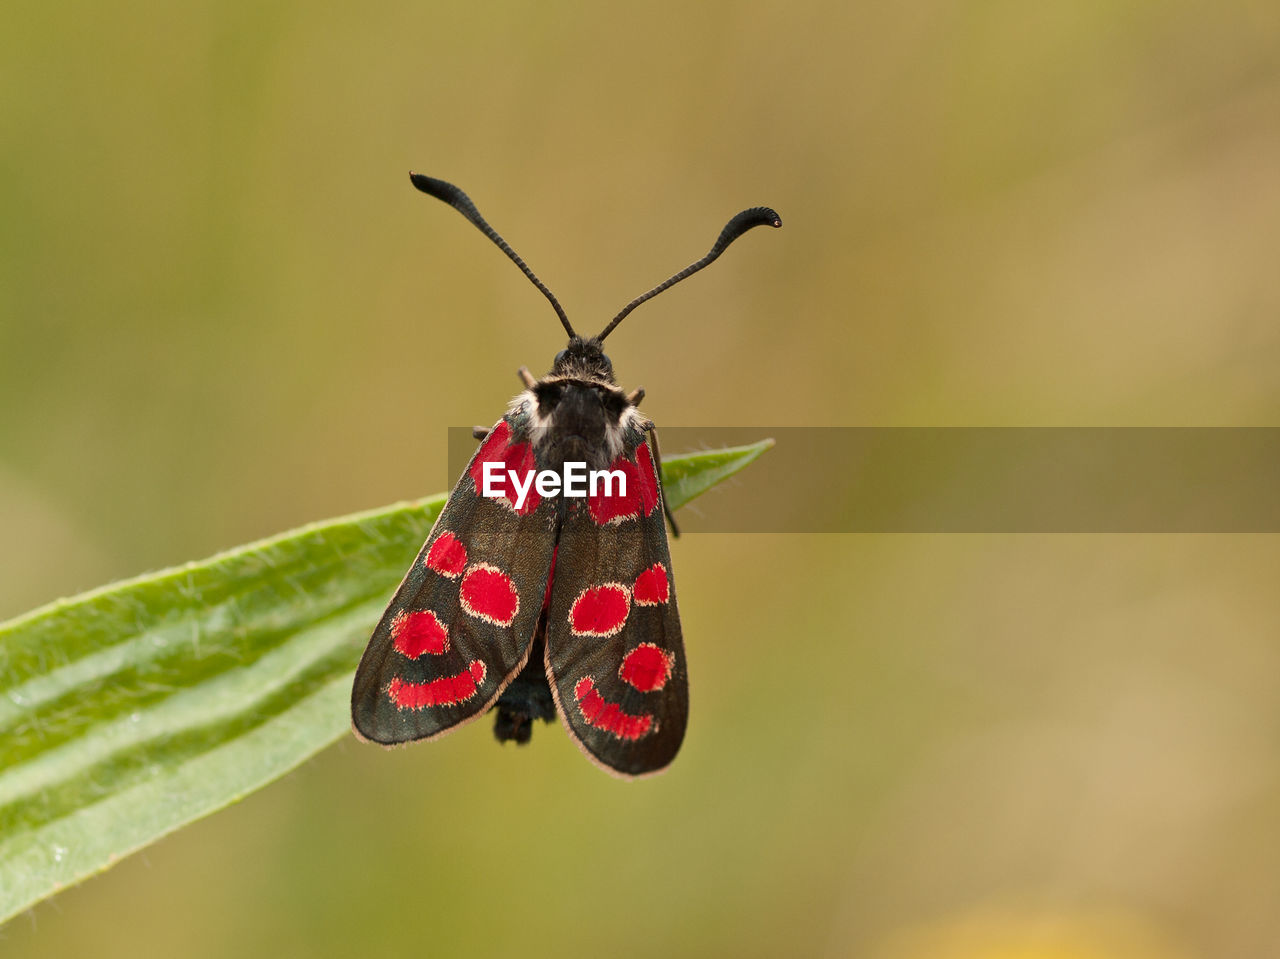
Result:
[351, 174, 780, 777]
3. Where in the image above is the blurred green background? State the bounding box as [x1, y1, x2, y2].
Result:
[3, 1, 1279, 956]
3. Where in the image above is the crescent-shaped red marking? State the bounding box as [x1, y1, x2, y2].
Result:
[387, 660, 487, 709]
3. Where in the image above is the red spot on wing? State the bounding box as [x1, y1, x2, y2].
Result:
[425, 531, 467, 578]
[390, 610, 449, 657]
[573, 677, 654, 740]
[460, 563, 520, 626]
[635, 441, 659, 516]
[587, 457, 641, 525]
[632, 563, 669, 605]
[569, 583, 631, 636]
[586, 444, 660, 525]
[387, 660, 486, 709]
[470, 420, 540, 515]
[619, 643, 674, 692]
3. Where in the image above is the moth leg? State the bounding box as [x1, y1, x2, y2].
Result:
[518, 366, 537, 389]
[647, 424, 680, 538]
[627, 386, 645, 407]
[472, 426, 490, 440]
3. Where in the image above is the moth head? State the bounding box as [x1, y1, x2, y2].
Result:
[549, 336, 614, 383]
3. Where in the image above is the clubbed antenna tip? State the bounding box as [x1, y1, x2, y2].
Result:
[410, 173, 575, 337]
[596, 206, 782, 342]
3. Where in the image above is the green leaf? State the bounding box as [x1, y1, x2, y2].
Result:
[0, 440, 772, 923]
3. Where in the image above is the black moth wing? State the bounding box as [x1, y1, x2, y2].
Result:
[544, 429, 688, 778]
[352, 414, 557, 745]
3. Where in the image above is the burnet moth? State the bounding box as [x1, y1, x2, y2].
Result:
[351, 174, 780, 777]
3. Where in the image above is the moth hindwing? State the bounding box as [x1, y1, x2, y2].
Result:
[350, 174, 780, 777]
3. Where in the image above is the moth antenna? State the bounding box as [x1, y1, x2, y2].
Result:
[596, 206, 781, 342]
[410, 173, 576, 338]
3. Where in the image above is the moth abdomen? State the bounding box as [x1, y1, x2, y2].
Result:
[492, 632, 557, 744]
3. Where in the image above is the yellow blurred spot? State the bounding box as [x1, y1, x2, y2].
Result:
[874, 907, 1196, 959]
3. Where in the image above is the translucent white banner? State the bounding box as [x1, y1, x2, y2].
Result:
[449, 428, 1280, 532]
